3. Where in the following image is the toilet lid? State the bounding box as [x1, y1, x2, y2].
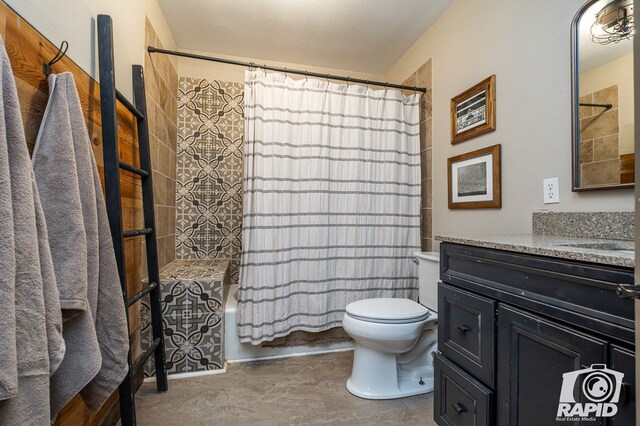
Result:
[345, 298, 430, 324]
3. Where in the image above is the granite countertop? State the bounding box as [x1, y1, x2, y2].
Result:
[436, 234, 634, 268]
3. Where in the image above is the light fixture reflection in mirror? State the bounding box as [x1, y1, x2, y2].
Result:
[572, 0, 635, 191]
[590, 0, 634, 45]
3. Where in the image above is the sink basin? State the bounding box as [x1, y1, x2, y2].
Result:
[557, 242, 634, 253]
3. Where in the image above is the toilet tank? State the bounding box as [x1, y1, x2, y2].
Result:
[414, 251, 440, 312]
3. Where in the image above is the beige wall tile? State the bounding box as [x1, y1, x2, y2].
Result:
[144, 55, 161, 105]
[156, 205, 172, 238]
[419, 120, 427, 151]
[421, 178, 429, 208]
[581, 159, 621, 186]
[594, 85, 618, 109]
[579, 94, 593, 118]
[144, 17, 177, 270]
[158, 141, 172, 176]
[579, 140, 593, 164]
[149, 134, 159, 170]
[420, 150, 428, 180]
[421, 208, 432, 239]
[593, 134, 619, 161]
[401, 73, 416, 97]
[165, 234, 176, 264]
[415, 59, 432, 90]
[424, 118, 432, 149]
[580, 109, 619, 140]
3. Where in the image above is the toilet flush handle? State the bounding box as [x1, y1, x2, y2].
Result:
[411, 257, 418, 265]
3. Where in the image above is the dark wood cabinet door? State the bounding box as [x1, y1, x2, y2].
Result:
[609, 345, 636, 425]
[438, 283, 496, 387]
[497, 305, 607, 426]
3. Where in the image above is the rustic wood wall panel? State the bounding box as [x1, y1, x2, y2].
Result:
[0, 2, 145, 425]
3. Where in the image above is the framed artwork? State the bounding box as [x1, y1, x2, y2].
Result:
[448, 144, 501, 209]
[450, 75, 496, 144]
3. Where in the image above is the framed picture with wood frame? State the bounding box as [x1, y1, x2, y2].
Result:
[448, 144, 501, 209]
[450, 75, 496, 144]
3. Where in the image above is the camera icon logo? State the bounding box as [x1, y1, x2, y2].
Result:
[557, 364, 624, 420]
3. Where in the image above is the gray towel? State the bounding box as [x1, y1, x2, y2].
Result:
[0, 38, 16, 401]
[33, 72, 129, 417]
[0, 36, 64, 425]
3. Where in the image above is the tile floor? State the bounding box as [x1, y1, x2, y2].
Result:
[136, 350, 436, 425]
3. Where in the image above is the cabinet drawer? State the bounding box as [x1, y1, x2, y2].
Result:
[438, 283, 496, 387]
[434, 352, 494, 426]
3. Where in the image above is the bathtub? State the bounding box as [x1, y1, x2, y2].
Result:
[224, 284, 353, 363]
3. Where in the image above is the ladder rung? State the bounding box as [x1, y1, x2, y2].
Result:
[127, 282, 158, 307]
[119, 161, 149, 177]
[116, 89, 145, 120]
[131, 338, 161, 377]
[123, 228, 153, 238]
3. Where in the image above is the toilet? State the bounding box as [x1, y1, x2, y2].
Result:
[342, 251, 440, 399]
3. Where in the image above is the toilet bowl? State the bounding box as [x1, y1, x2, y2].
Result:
[342, 251, 440, 399]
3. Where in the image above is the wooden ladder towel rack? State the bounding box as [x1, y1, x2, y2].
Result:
[96, 14, 168, 426]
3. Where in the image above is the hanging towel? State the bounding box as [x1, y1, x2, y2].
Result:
[0, 36, 64, 426]
[33, 72, 129, 417]
[0, 39, 16, 402]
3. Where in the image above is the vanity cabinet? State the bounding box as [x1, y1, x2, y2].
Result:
[434, 243, 635, 426]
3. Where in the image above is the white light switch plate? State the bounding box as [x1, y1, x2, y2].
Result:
[543, 177, 560, 204]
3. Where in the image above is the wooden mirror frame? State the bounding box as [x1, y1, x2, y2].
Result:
[571, 0, 634, 192]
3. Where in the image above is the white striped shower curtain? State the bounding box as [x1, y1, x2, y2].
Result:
[238, 70, 421, 344]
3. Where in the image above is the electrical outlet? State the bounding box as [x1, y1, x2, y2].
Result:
[543, 177, 560, 204]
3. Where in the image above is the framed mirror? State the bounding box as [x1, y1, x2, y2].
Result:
[571, 0, 634, 191]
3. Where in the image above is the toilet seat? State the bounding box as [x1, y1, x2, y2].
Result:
[345, 298, 431, 324]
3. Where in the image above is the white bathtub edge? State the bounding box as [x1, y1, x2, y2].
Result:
[226, 346, 354, 364]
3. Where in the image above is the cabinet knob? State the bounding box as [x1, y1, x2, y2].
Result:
[616, 284, 640, 299]
[455, 324, 470, 334]
[451, 402, 467, 414]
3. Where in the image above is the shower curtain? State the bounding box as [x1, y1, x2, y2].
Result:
[238, 70, 421, 344]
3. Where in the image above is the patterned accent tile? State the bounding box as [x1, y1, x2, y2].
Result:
[176, 78, 244, 284]
[141, 259, 229, 376]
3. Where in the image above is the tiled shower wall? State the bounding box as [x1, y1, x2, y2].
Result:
[174, 73, 430, 278]
[144, 18, 178, 269]
[579, 84, 629, 186]
[403, 60, 433, 251]
[175, 78, 244, 284]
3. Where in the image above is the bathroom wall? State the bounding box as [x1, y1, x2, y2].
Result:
[144, 18, 178, 269]
[4, 0, 176, 99]
[402, 60, 433, 251]
[175, 77, 244, 284]
[177, 50, 384, 85]
[385, 0, 634, 242]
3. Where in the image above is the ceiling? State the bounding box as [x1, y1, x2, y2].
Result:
[157, 0, 454, 74]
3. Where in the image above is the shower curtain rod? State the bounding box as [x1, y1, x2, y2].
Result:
[147, 46, 427, 93]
